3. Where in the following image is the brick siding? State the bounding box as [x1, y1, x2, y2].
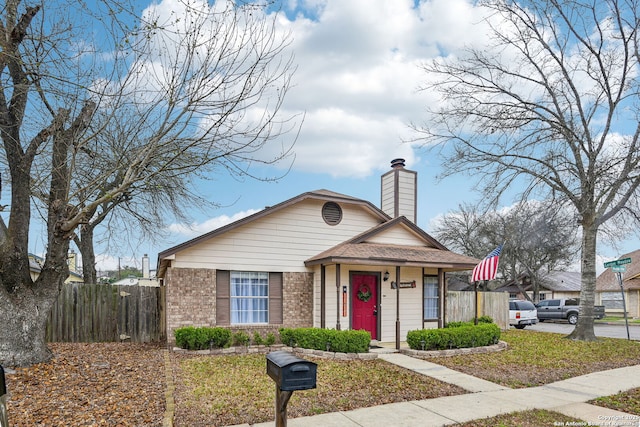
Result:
[165, 268, 314, 344]
[165, 267, 216, 343]
[282, 272, 314, 327]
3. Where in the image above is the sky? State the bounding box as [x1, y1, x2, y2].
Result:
[24, 0, 640, 273]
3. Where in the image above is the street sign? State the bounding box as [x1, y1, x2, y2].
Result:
[611, 266, 626, 272]
[603, 257, 632, 268]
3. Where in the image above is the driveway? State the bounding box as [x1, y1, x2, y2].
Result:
[525, 321, 640, 340]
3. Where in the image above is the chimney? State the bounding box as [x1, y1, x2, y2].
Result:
[380, 158, 417, 222]
[142, 254, 150, 279]
[68, 250, 78, 274]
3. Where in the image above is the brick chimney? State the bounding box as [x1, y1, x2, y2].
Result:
[380, 158, 417, 222]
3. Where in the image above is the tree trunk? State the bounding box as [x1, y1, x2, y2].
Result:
[567, 223, 598, 341]
[77, 224, 97, 285]
[0, 290, 54, 366]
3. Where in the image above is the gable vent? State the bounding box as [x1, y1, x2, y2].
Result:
[322, 202, 343, 225]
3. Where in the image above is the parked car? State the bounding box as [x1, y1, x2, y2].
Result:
[509, 300, 538, 329]
[536, 298, 605, 325]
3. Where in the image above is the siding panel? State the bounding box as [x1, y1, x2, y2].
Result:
[171, 200, 382, 272]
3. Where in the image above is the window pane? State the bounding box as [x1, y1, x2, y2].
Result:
[423, 276, 439, 319]
[230, 271, 269, 324]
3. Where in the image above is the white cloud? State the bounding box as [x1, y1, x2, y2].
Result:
[265, 0, 494, 179]
[166, 209, 261, 238]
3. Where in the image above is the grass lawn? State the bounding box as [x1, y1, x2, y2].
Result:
[171, 330, 640, 426]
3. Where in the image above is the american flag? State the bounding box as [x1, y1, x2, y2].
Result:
[471, 245, 502, 282]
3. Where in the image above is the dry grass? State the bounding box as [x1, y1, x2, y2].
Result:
[170, 352, 466, 426]
[170, 330, 640, 426]
[430, 330, 640, 388]
[4, 329, 640, 426]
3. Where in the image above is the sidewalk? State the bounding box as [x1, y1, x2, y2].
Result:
[233, 349, 640, 427]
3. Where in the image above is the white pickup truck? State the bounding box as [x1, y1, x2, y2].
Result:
[509, 300, 538, 329]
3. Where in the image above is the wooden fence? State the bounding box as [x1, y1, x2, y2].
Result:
[446, 290, 509, 330]
[46, 283, 165, 343]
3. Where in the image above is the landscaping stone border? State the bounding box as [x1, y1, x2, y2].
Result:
[172, 341, 507, 360]
[401, 341, 508, 359]
[172, 344, 377, 360]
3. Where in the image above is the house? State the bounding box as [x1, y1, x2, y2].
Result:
[157, 159, 480, 346]
[112, 254, 159, 287]
[494, 271, 582, 302]
[65, 250, 84, 284]
[596, 250, 640, 318]
[25, 252, 83, 283]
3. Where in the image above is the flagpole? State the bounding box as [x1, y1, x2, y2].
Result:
[474, 281, 478, 325]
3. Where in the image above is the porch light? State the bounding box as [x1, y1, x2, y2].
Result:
[383, 271, 389, 281]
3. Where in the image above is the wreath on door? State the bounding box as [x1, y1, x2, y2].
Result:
[357, 284, 372, 302]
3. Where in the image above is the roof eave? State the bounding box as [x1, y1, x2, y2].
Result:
[304, 256, 476, 271]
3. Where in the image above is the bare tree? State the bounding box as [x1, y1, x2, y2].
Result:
[433, 201, 579, 298]
[67, 116, 223, 285]
[0, 0, 297, 366]
[415, 0, 640, 340]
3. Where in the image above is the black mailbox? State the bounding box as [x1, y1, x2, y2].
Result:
[1, 365, 8, 427]
[266, 351, 317, 391]
[0, 366, 5, 398]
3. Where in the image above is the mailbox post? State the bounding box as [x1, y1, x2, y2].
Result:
[0, 365, 8, 427]
[266, 351, 317, 427]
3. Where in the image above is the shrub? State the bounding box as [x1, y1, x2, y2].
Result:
[445, 321, 473, 328]
[174, 326, 232, 350]
[446, 316, 494, 328]
[477, 315, 494, 324]
[232, 331, 250, 346]
[265, 332, 277, 346]
[279, 327, 371, 353]
[253, 331, 265, 346]
[406, 323, 501, 351]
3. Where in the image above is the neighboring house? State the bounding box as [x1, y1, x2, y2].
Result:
[28, 253, 43, 281]
[112, 255, 159, 287]
[65, 250, 84, 284]
[596, 249, 640, 318]
[494, 271, 582, 302]
[157, 159, 480, 345]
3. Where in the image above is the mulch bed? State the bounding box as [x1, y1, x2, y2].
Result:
[3, 343, 166, 427]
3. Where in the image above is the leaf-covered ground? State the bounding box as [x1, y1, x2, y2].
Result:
[429, 330, 640, 388]
[170, 352, 466, 427]
[3, 331, 640, 426]
[4, 343, 166, 427]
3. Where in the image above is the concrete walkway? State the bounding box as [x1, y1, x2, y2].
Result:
[232, 350, 640, 427]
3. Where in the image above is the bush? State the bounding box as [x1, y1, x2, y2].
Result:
[174, 326, 232, 350]
[253, 331, 265, 346]
[232, 331, 250, 346]
[477, 315, 494, 324]
[406, 323, 501, 351]
[265, 332, 276, 346]
[445, 321, 473, 328]
[446, 316, 494, 328]
[279, 327, 371, 353]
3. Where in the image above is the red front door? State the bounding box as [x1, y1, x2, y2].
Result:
[351, 273, 378, 340]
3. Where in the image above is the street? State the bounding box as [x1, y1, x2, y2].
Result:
[523, 320, 640, 340]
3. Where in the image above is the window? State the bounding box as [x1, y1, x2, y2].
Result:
[230, 271, 269, 324]
[510, 300, 536, 310]
[423, 276, 438, 320]
[509, 292, 517, 299]
[539, 293, 547, 301]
